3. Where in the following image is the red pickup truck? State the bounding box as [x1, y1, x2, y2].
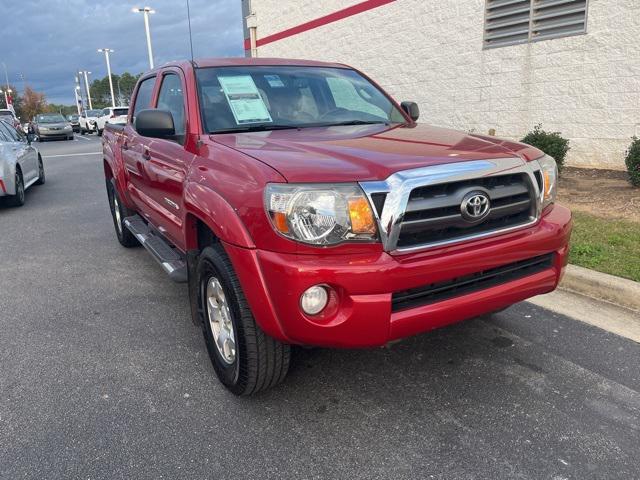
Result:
[102, 58, 571, 395]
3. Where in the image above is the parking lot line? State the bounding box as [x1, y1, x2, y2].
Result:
[75, 135, 93, 141]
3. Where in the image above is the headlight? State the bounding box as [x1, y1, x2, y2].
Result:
[265, 184, 377, 246]
[536, 155, 557, 210]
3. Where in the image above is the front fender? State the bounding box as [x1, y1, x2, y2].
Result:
[183, 181, 254, 248]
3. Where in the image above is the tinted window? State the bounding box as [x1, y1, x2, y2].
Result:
[133, 77, 156, 121]
[113, 108, 129, 116]
[0, 123, 11, 142]
[0, 121, 20, 141]
[156, 74, 185, 135]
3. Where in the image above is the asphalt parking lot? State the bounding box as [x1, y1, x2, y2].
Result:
[1, 135, 639, 479]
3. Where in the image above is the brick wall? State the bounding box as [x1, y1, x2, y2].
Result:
[246, 0, 640, 169]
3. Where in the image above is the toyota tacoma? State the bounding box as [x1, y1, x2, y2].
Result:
[102, 58, 572, 395]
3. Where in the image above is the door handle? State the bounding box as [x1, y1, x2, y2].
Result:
[142, 149, 151, 161]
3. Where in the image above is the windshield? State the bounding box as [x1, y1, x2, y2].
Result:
[87, 110, 102, 117]
[0, 111, 14, 118]
[196, 66, 406, 133]
[68, 115, 79, 121]
[37, 114, 66, 123]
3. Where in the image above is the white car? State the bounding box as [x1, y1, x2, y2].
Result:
[79, 109, 102, 135]
[0, 120, 44, 207]
[96, 107, 129, 136]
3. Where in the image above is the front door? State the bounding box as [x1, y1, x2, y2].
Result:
[122, 75, 157, 218]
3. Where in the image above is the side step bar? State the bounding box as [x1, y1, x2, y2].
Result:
[123, 215, 188, 283]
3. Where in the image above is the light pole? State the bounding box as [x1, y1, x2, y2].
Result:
[1, 62, 9, 91]
[98, 48, 116, 108]
[0, 89, 11, 108]
[74, 85, 82, 115]
[80, 70, 92, 110]
[132, 7, 156, 69]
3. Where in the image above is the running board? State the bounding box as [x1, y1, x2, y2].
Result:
[123, 215, 188, 283]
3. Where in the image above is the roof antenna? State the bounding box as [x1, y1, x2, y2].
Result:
[186, 0, 195, 62]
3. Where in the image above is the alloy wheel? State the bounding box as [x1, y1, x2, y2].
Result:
[206, 276, 237, 364]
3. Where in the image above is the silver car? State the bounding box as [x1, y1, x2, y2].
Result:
[0, 120, 44, 207]
[32, 113, 74, 141]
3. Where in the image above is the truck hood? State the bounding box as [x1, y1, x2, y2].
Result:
[211, 124, 542, 183]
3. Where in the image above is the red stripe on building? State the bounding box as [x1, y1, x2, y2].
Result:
[244, 0, 396, 51]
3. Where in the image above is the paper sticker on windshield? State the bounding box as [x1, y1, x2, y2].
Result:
[264, 75, 285, 88]
[218, 75, 272, 125]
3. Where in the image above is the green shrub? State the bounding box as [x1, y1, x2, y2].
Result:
[521, 124, 570, 173]
[625, 137, 640, 187]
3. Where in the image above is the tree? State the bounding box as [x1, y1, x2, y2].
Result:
[89, 71, 141, 108]
[20, 86, 47, 121]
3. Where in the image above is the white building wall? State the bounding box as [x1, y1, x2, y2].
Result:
[247, 0, 640, 169]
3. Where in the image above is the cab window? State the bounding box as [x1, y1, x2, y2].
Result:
[156, 73, 185, 136]
[132, 76, 156, 122]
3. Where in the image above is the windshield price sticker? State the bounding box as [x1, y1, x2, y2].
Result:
[218, 75, 273, 125]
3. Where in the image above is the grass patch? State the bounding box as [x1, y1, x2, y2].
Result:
[569, 211, 640, 282]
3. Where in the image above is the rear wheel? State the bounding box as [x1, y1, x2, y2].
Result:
[6, 170, 25, 207]
[198, 244, 290, 395]
[106, 179, 139, 247]
[35, 156, 45, 185]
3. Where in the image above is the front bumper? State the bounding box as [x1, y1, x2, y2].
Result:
[225, 204, 572, 348]
[39, 130, 72, 139]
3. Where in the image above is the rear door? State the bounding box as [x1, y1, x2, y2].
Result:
[0, 122, 36, 184]
[122, 75, 158, 217]
[138, 69, 190, 249]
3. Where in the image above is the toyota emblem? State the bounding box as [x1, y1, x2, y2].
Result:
[460, 191, 490, 223]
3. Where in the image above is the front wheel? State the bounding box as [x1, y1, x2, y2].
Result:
[198, 244, 290, 395]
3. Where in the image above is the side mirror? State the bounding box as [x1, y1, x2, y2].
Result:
[401, 101, 420, 122]
[135, 109, 175, 139]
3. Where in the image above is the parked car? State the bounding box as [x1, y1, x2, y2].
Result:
[102, 58, 571, 395]
[79, 109, 102, 134]
[32, 113, 74, 141]
[0, 120, 44, 207]
[0, 109, 21, 129]
[96, 106, 129, 136]
[67, 114, 80, 133]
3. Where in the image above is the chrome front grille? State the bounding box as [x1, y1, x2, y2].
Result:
[397, 173, 535, 248]
[360, 158, 543, 254]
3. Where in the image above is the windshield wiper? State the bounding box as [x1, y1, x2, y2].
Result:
[210, 124, 300, 134]
[305, 120, 390, 128]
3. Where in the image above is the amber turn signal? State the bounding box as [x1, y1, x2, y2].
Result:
[272, 211, 289, 233]
[348, 197, 376, 234]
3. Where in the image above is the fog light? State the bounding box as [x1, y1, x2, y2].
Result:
[300, 285, 328, 315]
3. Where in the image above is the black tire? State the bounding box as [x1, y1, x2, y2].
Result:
[80, 128, 85, 135]
[35, 156, 45, 185]
[6, 170, 25, 207]
[67, 135, 74, 140]
[106, 179, 139, 247]
[97, 129, 102, 137]
[197, 244, 290, 395]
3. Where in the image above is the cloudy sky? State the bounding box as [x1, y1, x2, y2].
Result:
[0, 0, 244, 104]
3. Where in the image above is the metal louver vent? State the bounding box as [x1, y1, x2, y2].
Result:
[484, 0, 588, 48]
[532, 0, 588, 41]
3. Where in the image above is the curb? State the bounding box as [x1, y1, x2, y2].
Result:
[560, 264, 640, 312]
